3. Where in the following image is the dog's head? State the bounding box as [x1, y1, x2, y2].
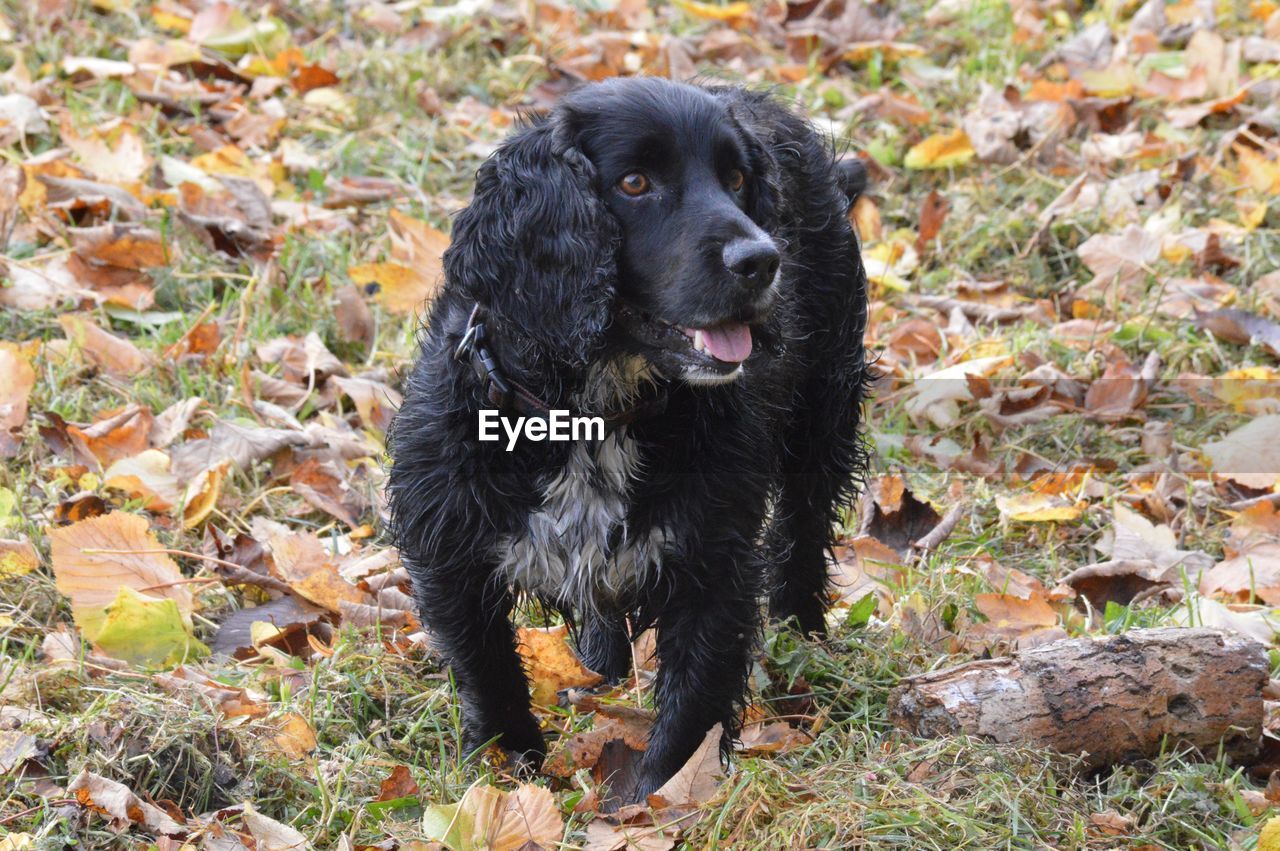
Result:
[444, 78, 783, 384]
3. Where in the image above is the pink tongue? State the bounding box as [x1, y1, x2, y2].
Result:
[698, 323, 752, 363]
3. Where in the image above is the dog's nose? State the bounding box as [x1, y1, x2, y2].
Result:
[723, 238, 780, 293]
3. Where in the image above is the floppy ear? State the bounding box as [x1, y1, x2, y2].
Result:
[727, 111, 782, 234]
[443, 119, 619, 368]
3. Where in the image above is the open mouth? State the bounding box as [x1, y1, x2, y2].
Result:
[615, 305, 753, 376]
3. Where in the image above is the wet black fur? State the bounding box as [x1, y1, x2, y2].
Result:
[387, 78, 870, 800]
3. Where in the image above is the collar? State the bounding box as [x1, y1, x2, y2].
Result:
[454, 303, 667, 428]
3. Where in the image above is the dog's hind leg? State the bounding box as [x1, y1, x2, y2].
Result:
[766, 366, 867, 636]
[574, 609, 632, 683]
[410, 565, 545, 767]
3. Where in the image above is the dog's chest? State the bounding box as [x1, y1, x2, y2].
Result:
[494, 430, 664, 606]
[494, 358, 665, 608]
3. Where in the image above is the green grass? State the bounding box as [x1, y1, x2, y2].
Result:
[3, 0, 1280, 847]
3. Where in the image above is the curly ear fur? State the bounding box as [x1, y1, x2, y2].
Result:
[442, 119, 619, 368]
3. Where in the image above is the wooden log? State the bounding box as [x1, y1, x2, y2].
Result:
[888, 627, 1267, 768]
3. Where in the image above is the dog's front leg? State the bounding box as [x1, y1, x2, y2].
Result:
[630, 564, 758, 801]
[413, 566, 545, 768]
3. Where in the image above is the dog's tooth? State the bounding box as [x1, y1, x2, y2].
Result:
[694, 330, 705, 353]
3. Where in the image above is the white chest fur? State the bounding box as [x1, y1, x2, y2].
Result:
[492, 356, 667, 609]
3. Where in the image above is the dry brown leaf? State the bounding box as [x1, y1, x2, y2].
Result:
[0, 342, 35, 457]
[736, 721, 813, 755]
[289, 457, 365, 526]
[1203, 414, 1280, 490]
[473, 782, 564, 851]
[68, 769, 186, 836]
[268, 528, 373, 613]
[1084, 352, 1159, 421]
[1060, 559, 1174, 610]
[269, 711, 318, 759]
[376, 765, 421, 801]
[58, 314, 149, 378]
[48, 512, 193, 641]
[650, 723, 725, 807]
[518, 623, 604, 707]
[352, 208, 450, 314]
[242, 801, 311, 850]
[170, 419, 311, 480]
[859, 474, 943, 557]
[965, 592, 1066, 649]
[1199, 543, 1280, 605]
[66, 404, 153, 468]
[59, 122, 152, 183]
[584, 819, 678, 851]
[1077, 225, 1160, 292]
[256, 332, 346, 385]
[334, 284, 374, 349]
[332, 375, 402, 433]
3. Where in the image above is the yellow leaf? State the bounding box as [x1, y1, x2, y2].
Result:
[904, 129, 975, 170]
[996, 493, 1084, 523]
[349, 261, 439, 315]
[0, 538, 39, 579]
[92, 586, 208, 667]
[182, 462, 225, 528]
[150, 7, 193, 34]
[1236, 145, 1280, 194]
[671, 0, 752, 22]
[517, 624, 602, 707]
[1260, 816, 1280, 851]
[268, 711, 317, 759]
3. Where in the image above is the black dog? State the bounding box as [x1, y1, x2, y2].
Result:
[388, 77, 869, 800]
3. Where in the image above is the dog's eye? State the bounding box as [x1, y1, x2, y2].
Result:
[618, 173, 651, 196]
[728, 169, 745, 192]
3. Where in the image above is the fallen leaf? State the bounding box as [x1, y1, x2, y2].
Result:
[376, 765, 421, 801]
[518, 624, 603, 707]
[996, 493, 1084, 523]
[914, 186, 950, 250]
[650, 723, 725, 807]
[736, 721, 813, 755]
[242, 801, 311, 850]
[422, 782, 563, 851]
[58, 314, 150, 378]
[49, 512, 195, 643]
[0, 342, 35, 457]
[92, 585, 209, 666]
[68, 769, 186, 835]
[59, 122, 151, 183]
[332, 375, 402, 433]
[66, 404, 153, 468]
[1200, 543, 1280, 605]
[211, 595, 327, 659]
[289, 458, 366, 526]
[0, 537, 39, 579]
[1195, 309, 1280, 358]
[1203, 415, 1280, 489]
[904, 129, 975, 170]
[268, 528, 373, 613]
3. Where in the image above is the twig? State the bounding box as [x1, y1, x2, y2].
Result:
[912, 503, 965, 556]
[1225, 491, 1280, 512]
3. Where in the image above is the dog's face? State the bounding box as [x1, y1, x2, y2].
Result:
[564, 81, 782, 384]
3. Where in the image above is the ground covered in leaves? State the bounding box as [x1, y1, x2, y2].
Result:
[2, 0, 1280, 847]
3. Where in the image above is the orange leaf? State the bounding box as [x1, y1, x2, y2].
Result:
[517, 624, 602, 707]
[48, 512, 194, 641]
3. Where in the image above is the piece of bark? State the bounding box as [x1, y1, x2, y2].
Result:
[889, 627, 1266, 769]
